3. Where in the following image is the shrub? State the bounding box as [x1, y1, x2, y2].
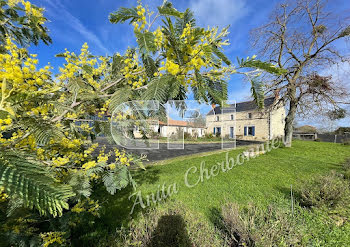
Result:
[184, 132, 192, 140]
[150, 130, 160, 139]
[300, 171, 350, 208]
[220, 202, 303, 247]
[116, 201, 224, 247]
[205, 133, 213, 139]
[314, 138, 321, 142]
[219, 203, 257, 246]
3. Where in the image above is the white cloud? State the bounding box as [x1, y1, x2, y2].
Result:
[190, 0, 248, 27]
[43, 0, 111, 55]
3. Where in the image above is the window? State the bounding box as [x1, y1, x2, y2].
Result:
[244, 126, 255, 136]
[248, 113, 252, 119]
[214, 127, 221, 135]
[230, 127, 234, 139]
[230, 114, 234, 120]
[216, 116, 220, 121]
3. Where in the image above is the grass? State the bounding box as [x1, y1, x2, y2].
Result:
[93, 141, 350, 226]
[91, 140, 350, 243]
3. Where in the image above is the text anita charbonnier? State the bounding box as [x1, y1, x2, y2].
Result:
[128, 138, 282, 214]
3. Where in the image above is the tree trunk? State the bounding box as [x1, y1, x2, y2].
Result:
[284, 99, 297, 147]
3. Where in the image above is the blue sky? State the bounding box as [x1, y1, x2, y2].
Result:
[29, 0, 349, 129]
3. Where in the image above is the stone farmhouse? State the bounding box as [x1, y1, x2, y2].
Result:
[206, 97, 285, 141]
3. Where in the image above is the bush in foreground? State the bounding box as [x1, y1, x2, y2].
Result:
[115, 201, 223, 247]
[220, 202, 303, 247]
[300, 171, 350, 208]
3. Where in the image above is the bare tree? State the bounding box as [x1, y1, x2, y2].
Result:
[251, 0, 350, 147]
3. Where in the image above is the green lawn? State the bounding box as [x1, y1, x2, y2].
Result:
[93, 140, 350, 234]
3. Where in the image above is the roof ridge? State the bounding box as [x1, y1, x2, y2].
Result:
[235, 96, 275, 105]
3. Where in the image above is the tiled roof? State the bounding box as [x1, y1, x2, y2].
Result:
[159, 119, 204, 128]
[207, 97, 276, 116]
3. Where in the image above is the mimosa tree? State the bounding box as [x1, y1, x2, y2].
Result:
[0, 0, 287, 245]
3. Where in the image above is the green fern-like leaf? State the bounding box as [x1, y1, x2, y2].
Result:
[250, 77, 265, 108]
[31, 123, 65, 146]
[205, 76, 228, 104]
[135, 31, 157, 55]
[0, 152, 75, 217]
[175, 8, 195, 34]
[109, 7, 139, 24]
[109, 88, 133, 112]
[142, 54, 158, 78]
[111, 53, 124, 77]
[192, 70, 208, 102]
[102, 166, 130, 195]
[239, 58, 288, 75]
[158, 1, 184, 18]
[141, 74, 177, 102]
[67, 171, 91, 198]
[211, 45, 231, 65]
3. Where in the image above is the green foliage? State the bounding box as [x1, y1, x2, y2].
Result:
[0, 0, 52, 49]
[0, 204, 42, 246]
[219, 202, 303, 246]
[0, 0, 294, 245]
[141, 74, 177, 102]
[67, 171, 91, 198]
[111, 54, 124, 77]
[211, 43, 231, 65]
[107, 1, 285, 110]
[300, 171, 350, 208]
[192, 71, 223, 104]
[116, 201, 224, 247]
[238, 57, 288, 75]
[175, 9, 195, 34]
[102, 165, 134, 195]
[79, 141, 350, 245]
[109, 87, 133, 111]
[249, 77, 265, 108]
[343, 159, 350, 180]
[135, 30, 157, 55]
[157, 1, 184, 18]
[204, 76, 228, 105]
[142, 54, 158, 78]
[109, 7, 139, 24]
[31, 122, 65, 146]
[0, 152, 75, 217]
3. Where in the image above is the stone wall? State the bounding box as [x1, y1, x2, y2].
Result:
[206, 105, 285, 141]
